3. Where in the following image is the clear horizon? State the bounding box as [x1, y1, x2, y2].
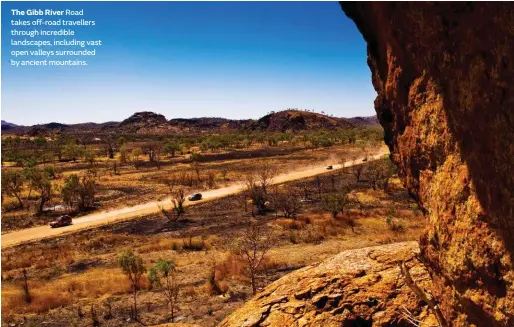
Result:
[1, 1, 375, 125]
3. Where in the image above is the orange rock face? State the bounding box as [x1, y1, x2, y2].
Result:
[341, 3, 514, 326]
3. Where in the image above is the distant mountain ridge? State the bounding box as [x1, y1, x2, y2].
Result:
[347, 116, 379, 126]
[1, 120, 19, 131]
[2, 110, 380, 135]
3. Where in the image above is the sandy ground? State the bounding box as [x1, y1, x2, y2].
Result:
[1, 148, 389, 248]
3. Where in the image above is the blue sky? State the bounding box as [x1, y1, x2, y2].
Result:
[1, 1, 375, 125]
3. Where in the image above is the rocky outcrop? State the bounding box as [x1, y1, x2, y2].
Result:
[219, 242, 438, 327]
[119, 111, 168, 127]
[251, 110, 354, 132]
[341, 3, 514, 326]
[117, 111, 171, 134]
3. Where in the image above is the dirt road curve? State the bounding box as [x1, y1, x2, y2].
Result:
[1, 149, 389, 248]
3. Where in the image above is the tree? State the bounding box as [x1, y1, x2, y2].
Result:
[44, 166, 57, 179]
[220, 168, 229, 181]
[351, 156, 366, 182]
[61, 174, 97, 211]
[148, 259, 180, 322]
[256, 162, 276, 194]
[110, 160, 120, 175]
[2, 170, 25, 208]
[119, 144, 129, 164]
[379, 158, 397, 190]
[272, 187, 301, 218]
[364, 160, 394, 190]
[27, 169, 52, 214]
[63, 142, 83, 162]
[322, 188, 350, 219]
[315, 176, 323, 200]
[233, 225, 272, 295]
[84, 147, 97, 167]
[143, 142, 161, 163]
[105, 136, 116, 159]
[206, 171, 216, 189]
[118, 252, 146, 320]
[172, 189, 186, 218]
[22, 268, 31, 304]
[163, 140, 180, 158]
[245, 175, 267, 217]
[192, 162, 202, 182]
[159, 189, 186, 222]
[132, 147, 142, 161]
[117, 136, 127, 149]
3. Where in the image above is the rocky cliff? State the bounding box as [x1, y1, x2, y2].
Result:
[340, 3, 514, 326]
[220, 3, 514, 326]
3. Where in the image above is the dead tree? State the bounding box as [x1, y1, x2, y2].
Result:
[233, 225, 272, 295]
[256, 162, 276, 195]
[272, 187, 301, 218]
[160, 189, 186, 222]
[22, 268, 31, 303]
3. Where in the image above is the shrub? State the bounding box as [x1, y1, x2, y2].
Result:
[182, 236, 209, 251]
[386, 215, 405, 232]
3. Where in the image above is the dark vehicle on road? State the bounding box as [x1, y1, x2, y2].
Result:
[326, 165, 333, 170]
[50, 215, 72, 228]
[188, 193, 203, 201]
[362, 158, 368, 162]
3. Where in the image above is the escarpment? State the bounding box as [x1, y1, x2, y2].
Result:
[341, 3, 514, 326]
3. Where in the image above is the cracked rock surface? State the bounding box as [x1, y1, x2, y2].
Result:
[219, 242, 437, 327]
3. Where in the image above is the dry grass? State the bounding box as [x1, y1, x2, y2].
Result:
[2, 268, 151, 316]
[137, 236, 211, 253]
[214, 253, 247, 282]
[1, 162, 425, 327]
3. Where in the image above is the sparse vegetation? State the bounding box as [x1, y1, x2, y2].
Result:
[0, 117, 418, 327]
[148, 258, 180, 322]
[232, 225, 273, 295]
[118, 251, 146, 320]
[1, 162, 423, 326]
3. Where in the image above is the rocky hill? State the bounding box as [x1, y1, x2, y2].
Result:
[117, 111, 172, 134]
[250, 110, 354, 132]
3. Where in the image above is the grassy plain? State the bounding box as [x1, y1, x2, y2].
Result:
[2, 159, 423, 327]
